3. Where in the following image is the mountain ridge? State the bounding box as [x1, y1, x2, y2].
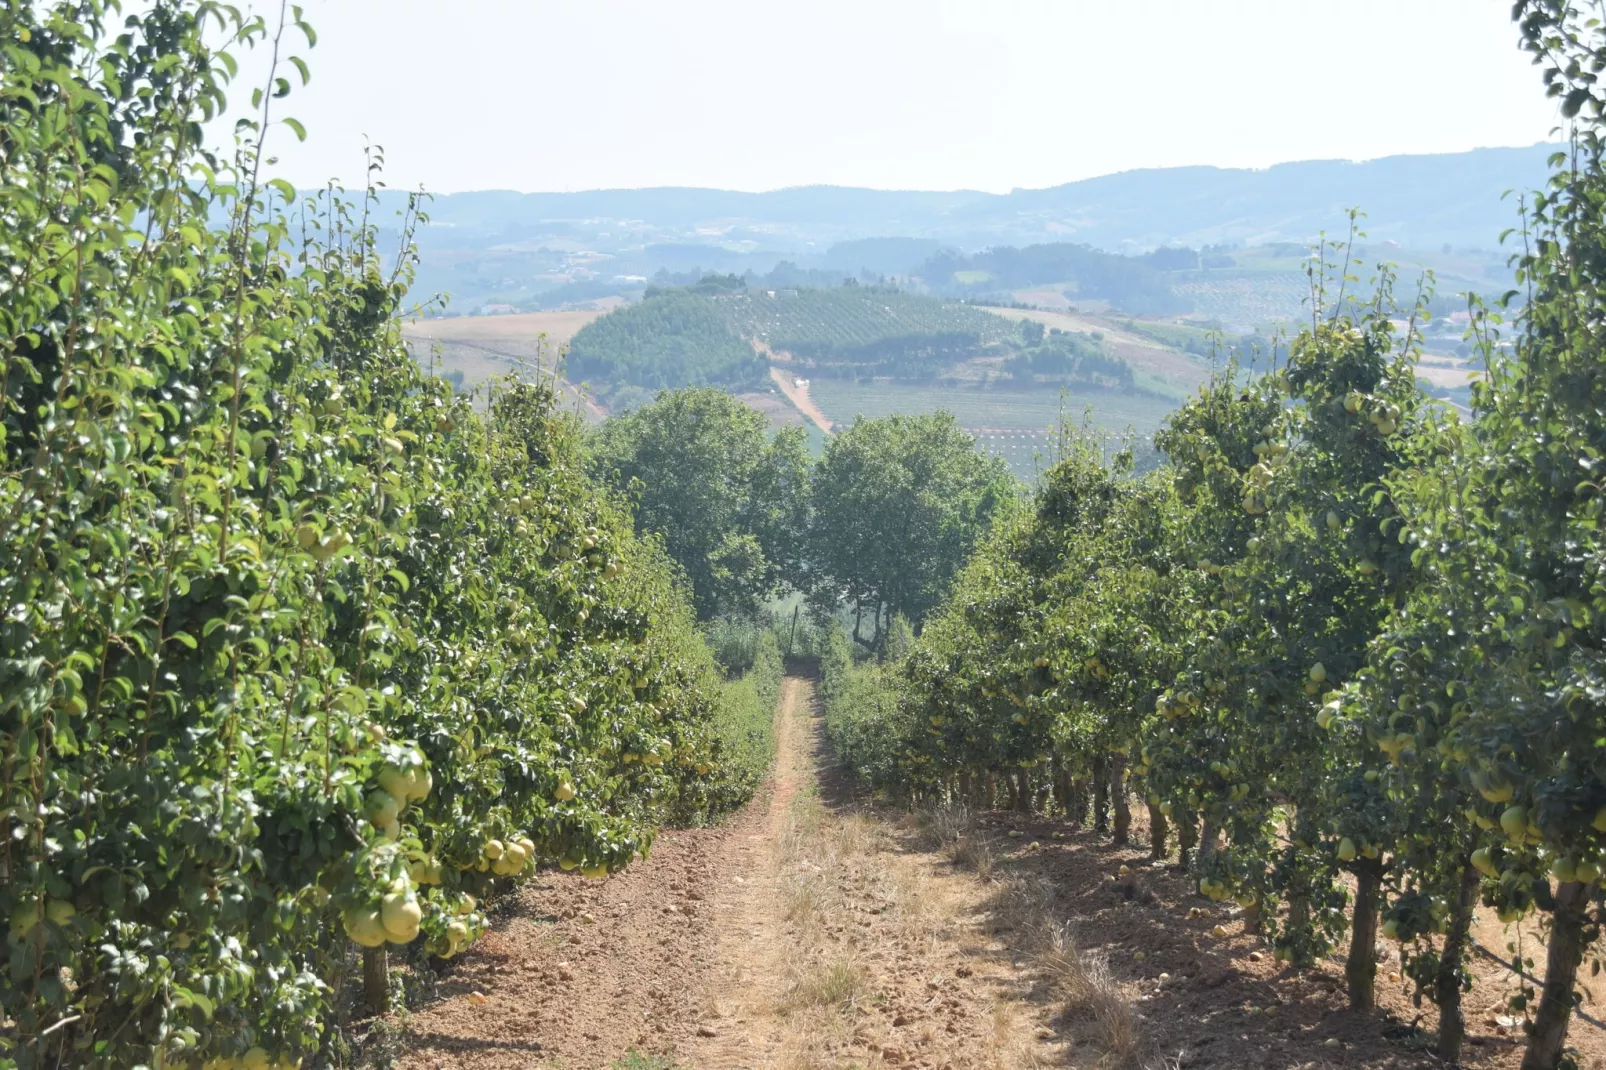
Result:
[393, 143, 1559, 253]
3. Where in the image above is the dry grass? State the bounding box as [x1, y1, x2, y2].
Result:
[773, 787, 871, 1034]
[778, 954, 867, 1013]
[980, 869, 1160, 1070]
[918, 803, 996, 877]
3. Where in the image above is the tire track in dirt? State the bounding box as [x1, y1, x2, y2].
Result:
[672, 675, 809, 1070]
[767, 365, 834, 436]
[395, 690, 797, 1069]
[398, 675, 1067, 1069]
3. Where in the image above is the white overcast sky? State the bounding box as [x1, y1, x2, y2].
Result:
[232, 0, 1562, 195]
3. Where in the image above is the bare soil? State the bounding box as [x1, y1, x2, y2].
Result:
[768, 366, 834, 436]
[401, 309, 611, 349]
[976, 307, 1209, 388]
[394, 679, 1606, 1069]
[966, 807, 1606, 1070]
[396, 674, 1064, 1069]
[733, 391, 808, 432]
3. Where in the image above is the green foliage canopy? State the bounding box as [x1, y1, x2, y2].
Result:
[588, 388, 810, 620]
[806, 413, 1015, 650]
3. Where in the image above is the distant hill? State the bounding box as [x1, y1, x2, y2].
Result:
[388, 144, 1555, 314]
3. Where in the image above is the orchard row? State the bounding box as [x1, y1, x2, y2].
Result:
[832, 74, 1606, 1070]
[0, 6, 773, 1068]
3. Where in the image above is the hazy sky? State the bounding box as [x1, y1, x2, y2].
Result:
[232, 0, 1561, 195]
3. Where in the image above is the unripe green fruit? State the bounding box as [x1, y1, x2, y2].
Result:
[381, 893, 422, 943]
[9, 900, 42, 937]
[344, 907, 388, 948]
[377, 764, 416, 802]
[1500, 805, 1528, 842]
[365, 789, 401, 828]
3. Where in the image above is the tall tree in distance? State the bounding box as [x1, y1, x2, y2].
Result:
[807, 412, 1016, 651]
[589, 388, 810, 620]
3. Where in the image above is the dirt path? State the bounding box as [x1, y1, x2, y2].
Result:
[768, 366, 834, 436]
[397, 674, 1068, 1070]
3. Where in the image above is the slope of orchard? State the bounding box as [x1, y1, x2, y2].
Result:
[825, 104, 1606, 1070]
[0, 6, 767, 1068]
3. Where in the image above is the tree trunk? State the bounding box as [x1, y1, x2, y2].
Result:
[1195, 817, 1220, 875]
[1053, 761, 1073, 818]
[1521, 880, 1592, 1070]
[1070, 778, 1089, 827]
[1014, 767, 1032, 813]
[1287, 887, 1314, 967]
[1435, 859, 1480, 1064]
[984, 772, 998, 811]
[1148, 801, 1169, 860]
[1243, 896, 1264, 934]
[1346, 857, 1384, 1011]
[958, 770, 973, 806]
[1176, 811, 1198, 869]
[1111, 755, 1131, 846]
[1092, 754, 1109, 835]
[363, 945, 389, 1014]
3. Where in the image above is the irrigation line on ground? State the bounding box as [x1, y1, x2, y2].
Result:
[1468, 942, 1606, 1032]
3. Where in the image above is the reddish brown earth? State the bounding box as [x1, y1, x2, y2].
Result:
[967, 808, 1606, 1070]
[767, 365, 834, 436]
[394, 679, 1606, 1069]
[396, 675, 1063, 1069]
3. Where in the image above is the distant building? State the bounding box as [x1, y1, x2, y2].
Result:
[478, 304, 517, 316]
[794, 377, 809, 388]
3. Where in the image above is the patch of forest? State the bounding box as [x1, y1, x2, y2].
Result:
[565, 277, 1149, 397]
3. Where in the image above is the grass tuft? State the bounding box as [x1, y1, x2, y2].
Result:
[610, 1052, 677, 1070]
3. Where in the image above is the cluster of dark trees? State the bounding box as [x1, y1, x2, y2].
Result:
[570, 277, 1136, 392]
[784, 331, 988, 379]
[1005, 323, 1134, 388]
[919, 243, 1191, 316]
[567, 289, 765, 390]
[588, 389, 1013, 651]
